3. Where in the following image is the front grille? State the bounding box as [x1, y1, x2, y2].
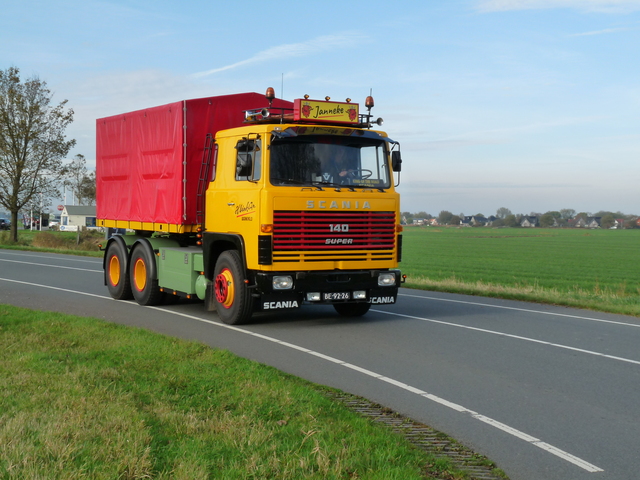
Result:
[273, 211, 396, 260]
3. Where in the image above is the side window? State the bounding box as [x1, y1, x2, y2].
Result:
[210, 143, 219, 182]
[359, 144, 389, 186]
[235, 138, 261, 181]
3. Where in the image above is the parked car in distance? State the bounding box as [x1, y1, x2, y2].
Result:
[0, 218, 10, 230]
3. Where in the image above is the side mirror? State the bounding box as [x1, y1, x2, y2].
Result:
[391, 151, 402, 172]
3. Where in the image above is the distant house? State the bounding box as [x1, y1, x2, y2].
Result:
[60, 205, 97, 231]
[520, 216, 539, 227]
[574, 216, 601, 228]
[586, 217, 602, 229]
[461, 215, 487, 226]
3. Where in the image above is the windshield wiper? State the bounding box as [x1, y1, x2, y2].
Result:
[311, 180, 356, 192]
[272, 177, 324, 190]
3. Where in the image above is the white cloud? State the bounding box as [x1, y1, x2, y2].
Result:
[476, 0, 640, 13]
[192, 33, 369, 78]
[568, 27, 629, 35]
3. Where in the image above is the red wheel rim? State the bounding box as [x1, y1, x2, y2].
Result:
[214, 268, 234, 308]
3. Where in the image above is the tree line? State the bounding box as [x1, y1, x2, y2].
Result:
[403, 208, 639, 229]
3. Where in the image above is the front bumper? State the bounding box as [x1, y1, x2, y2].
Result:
[254, 269, 401, 310]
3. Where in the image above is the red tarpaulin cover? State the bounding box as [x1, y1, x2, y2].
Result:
[96, 93, 292, 226]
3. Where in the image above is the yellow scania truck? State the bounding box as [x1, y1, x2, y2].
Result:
[97, 88, 403, 324]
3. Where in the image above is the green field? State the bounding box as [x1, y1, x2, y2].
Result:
[402, 227, 640, 316]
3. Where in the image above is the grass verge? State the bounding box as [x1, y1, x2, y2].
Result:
[0, 230, 103, 257]
[0, 304, 478, 480]
[405, 275, 640, 317]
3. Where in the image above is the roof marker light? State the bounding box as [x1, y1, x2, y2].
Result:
[265, 87, 275, 107]
[366, 95, 374, 109]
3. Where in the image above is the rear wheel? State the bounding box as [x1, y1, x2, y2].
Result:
[213, 250, 253, 325]
[105, 241, 132, 300]
[333, 303, 371, 317]
[130, 243, 163, 306]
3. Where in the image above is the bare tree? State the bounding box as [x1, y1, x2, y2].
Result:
[559, 208, 576, 220]
[0, 67, 75, 241]
[600, 214, 616, 229]
[65, 154, 96, 206]
[438, 210, 453, 225]
[539, 213, 556, 227]
[496, 207, 512, 219]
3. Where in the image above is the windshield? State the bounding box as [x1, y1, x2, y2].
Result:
[269, 135, 391, 189]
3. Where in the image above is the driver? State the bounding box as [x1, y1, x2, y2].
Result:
[323, 149, 356, 184]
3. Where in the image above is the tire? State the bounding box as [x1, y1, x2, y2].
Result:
[105, 241, 132, 300]
[333, 302, 371, 317]
[213, 250, 253, 325]
[129, 243, 163, 306]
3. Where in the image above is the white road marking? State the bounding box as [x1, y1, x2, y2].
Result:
[0, 277, 109, 298]
[371, 309, 640, 366]
[0, 258, 102, 273]
[400, 292, 640, 329]
[0, 277, 604, 473]
[0, 251, 101, 264]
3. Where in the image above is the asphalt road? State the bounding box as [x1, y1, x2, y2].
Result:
[1, 249, 639, 480]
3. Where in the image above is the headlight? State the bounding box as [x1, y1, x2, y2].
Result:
[272, 276, 294, 290]
[377, 272, 396, 286]
[306, 292, 321, 301]
[353, 290, 367, 300]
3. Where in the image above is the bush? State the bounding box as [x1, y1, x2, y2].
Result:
[29, 230, 102, 252]
[0, 230, 30, 246]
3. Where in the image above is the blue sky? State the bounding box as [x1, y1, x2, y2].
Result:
[2, 0, 639, 216]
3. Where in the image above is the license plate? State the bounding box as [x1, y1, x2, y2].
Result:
[323, 292, 351, 301]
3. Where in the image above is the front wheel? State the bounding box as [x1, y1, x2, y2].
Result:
[333, 303, 371, 317]
[213, 251, 254, 325]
